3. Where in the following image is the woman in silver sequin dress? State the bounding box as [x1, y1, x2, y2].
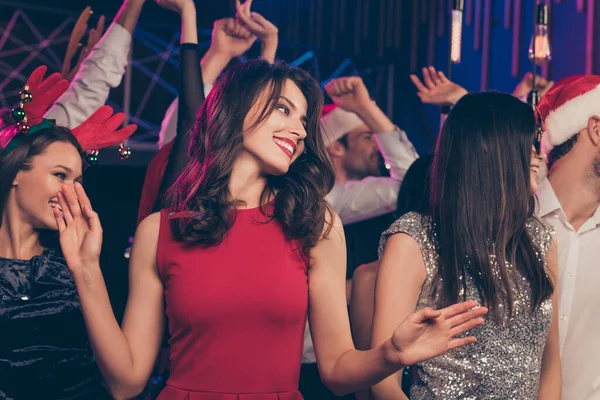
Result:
[371, 92, 561, 400]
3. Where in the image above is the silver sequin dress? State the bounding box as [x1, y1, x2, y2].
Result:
[378, 212, 555, 400]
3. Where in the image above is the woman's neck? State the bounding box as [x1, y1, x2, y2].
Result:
[0, 209, 43, 260]
[229, 154, 271, 209]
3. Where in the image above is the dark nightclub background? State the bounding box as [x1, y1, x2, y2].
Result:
[0, 0, 599, 321]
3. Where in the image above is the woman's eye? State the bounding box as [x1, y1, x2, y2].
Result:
[277, 104, 290, 115]
[54, 172, 66, 180]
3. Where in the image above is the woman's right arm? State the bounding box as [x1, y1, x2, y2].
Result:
[81, 213, 165, 398]
[107, 213, 166, 398]
[369, 233, 427, 400]
[56, 183, 165, 399]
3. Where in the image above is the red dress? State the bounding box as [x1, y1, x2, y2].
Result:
[156, 205, 308, 400]
[137, 141, 173, 224]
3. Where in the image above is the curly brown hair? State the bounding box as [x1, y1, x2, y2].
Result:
[168, 60, 335, 255]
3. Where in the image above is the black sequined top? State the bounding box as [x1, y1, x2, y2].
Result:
[0, 248, 109, 399]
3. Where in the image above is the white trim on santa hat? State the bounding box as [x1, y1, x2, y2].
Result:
[320, 107, 364, 147]
[543, 83, 600, 153]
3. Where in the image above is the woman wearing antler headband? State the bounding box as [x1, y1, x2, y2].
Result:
[0, 67, 137, 399]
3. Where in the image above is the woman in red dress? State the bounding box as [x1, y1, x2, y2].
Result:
[51, 1, 488, 399]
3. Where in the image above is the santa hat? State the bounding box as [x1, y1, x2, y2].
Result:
[537, 74, 600, 153]
[320, 104, 364, 147]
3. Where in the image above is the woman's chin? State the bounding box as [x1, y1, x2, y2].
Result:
[263, 162, 291, 176]
[38, 217, 60, 232]
[530, 176, 538, 194]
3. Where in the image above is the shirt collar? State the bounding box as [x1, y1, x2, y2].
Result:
[537, 178, 600, 230]
[591, 203, 600, 227]
[536, 178, 562, 218]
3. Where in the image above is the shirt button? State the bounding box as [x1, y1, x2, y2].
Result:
[560, 315, 566, 321]
[568, 273, 572, 279]
[20, 296, 29, 301]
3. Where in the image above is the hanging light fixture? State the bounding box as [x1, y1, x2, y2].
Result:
[527, 2, 552, 106]
[440, 0, 465, 125]
[450, 0, 465, 64]
[528, 2, 551, 66]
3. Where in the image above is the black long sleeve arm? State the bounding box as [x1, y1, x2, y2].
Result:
[153, 43, 205, 212]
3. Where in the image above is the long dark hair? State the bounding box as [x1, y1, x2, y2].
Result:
[0, 126, 85, 225]
[430, 92, 553, 321]
[394, 155, 433, 218]
[168, 60, 335, 254]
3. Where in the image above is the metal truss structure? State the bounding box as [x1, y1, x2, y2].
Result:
[0, 4, 394, 158]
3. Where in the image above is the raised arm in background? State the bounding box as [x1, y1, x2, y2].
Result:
[45, 0, 145, 127]
[153, 3, 259, 211]
[324, 77, 419, 224]
[410, 66, 554, 107]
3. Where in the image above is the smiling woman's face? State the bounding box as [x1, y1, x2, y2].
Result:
[9, 141, 82, 230]
[240, 79, 309, 176]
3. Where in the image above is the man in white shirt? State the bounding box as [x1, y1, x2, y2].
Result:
[536, 74, 600, 400]
[300, 76, 418, 400]
[321, 76, 419, 225]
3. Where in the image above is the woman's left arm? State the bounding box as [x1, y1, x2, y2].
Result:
[308, 210, 487, 396]
[538, 236, 562, 399]
[307, 211, 397, 396]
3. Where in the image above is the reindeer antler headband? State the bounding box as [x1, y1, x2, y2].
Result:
[2, 66, 137, 161]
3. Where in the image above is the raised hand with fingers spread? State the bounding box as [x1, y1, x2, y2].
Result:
[410, 66, 468, 107]
[387, 300, 486, 367]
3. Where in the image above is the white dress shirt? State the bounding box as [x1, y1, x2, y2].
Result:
[45, 23, 132, 128]
[537, 178, 600, 400]
[325, 127, 419, 225]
